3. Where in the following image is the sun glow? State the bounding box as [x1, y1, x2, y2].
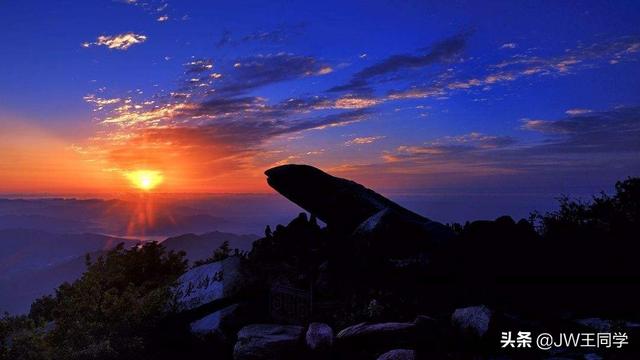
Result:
[125, 170, 163, 191]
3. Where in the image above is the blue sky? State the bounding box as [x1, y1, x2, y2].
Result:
[0, 0, 639, 196]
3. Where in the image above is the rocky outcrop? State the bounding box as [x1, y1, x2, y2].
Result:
[233, 324, 304, 360]
[264, 164, 452, 239]
[265, 165, 452, 267]
[336, 322, 418, 355]
[377, 349, 416, 360]
[173, 256, 250, 312]
[305, 322, 333, 351]
[189, 303, 250, 340]
[451, 305, 492, 338]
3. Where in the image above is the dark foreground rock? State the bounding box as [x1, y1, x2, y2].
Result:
[336, 322, 418, 356]
[189, 302, 253, 342]
[233, 324, 304, 360]
[451, 305, 492, 338]
[305, 322, 334, 351]
[377, 349, 416, 360]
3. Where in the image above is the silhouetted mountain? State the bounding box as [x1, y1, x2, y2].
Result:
[141, 214, 229, 236]
[162, 231, 259, 262]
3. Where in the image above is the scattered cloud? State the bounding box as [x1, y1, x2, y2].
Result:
[216, 23, 306, 48]
[79, 29, 640, 190]
[565, 108, 592, 116]
[389, 132, 516, 161]
[383, 107, 640, 183]
[215, 53, 332, 95]
[317, 66, 334, 75]
[118, 0, 179, 21]
[82, 33, 147, 50]
[500, 43, 517, 49]
[345, 136, 385, 146]
[521, 107, 640, 153]
[329, 32, 471, 92]
[83, 51, 371, 176]
[334, 96, 380, 109]
[383, 36, 640, 101]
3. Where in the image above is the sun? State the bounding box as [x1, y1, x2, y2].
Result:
[125, 170, 163, 191]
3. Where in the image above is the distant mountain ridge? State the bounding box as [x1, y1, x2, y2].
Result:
[162, 231, 259, 262]
[0, 198, 228, 236]
[0, 228, 259, 314]
[0, 196, 272, 314]
[0, 228, 139, 275]
[0, 229, 139, 314]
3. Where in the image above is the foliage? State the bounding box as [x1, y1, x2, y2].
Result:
[1, 242, 187, 360]
[192, 240, 248, 267]
[527, 178, 639, 275]
[0, 313, 50, 360]
[535, 177, 640, 235]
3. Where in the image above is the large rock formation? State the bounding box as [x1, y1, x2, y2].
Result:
[265, 165, 451, 235]
[265, 164, 453, 262]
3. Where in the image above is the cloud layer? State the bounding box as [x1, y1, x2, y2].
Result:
[79, 31, 640, 191]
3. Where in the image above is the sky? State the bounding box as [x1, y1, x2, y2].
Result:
[1, 0, 639, 197]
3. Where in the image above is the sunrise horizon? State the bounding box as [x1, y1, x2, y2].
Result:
[2, 1, 639, 200]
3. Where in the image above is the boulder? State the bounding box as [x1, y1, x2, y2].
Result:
[173, 256, 249, 312]
[264, 164, 452, 240]
[451, 305, 492, 338]
[336, 322, 417, 352]
[190, 303, 244, 338]
[377, 349, 416, 360]
[305, 322, 333, 351]
[233, 324, 304, 360]
[413, 315, 438, 335]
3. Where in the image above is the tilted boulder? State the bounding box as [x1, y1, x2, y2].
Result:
[265, 165, 452, 263]
[265, 164, 452, 238]
[233, 324, 305, 360]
